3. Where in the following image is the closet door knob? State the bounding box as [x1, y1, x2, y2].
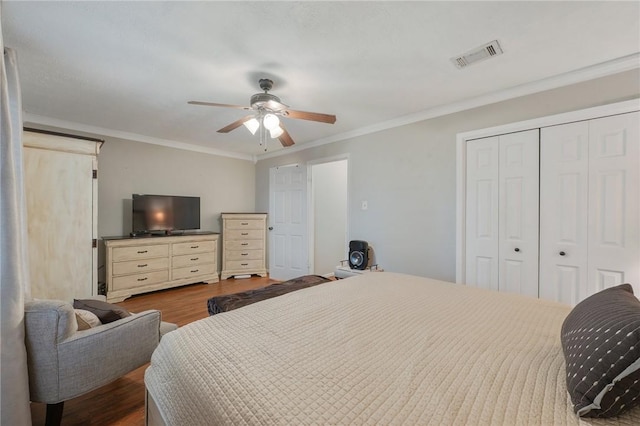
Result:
[559, 251, 566, 256]
[514, 248, 520, 252]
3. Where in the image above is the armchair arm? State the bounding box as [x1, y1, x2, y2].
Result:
[55, 310, 160, 402]
[24, 299, 79, 402]
[25, 299, 160, 404]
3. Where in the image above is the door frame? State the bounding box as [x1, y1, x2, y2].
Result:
[456, 98, 639, 284]
[307, 154, 350, 275]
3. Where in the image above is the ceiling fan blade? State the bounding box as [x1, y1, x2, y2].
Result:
[278, 125, 295, 147]
[217, 115, 254, 133]
[283, 109, 336, 124]
[188, 101, 250, 110]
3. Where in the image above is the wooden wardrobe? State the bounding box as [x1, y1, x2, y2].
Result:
[23, 130, 102, 301]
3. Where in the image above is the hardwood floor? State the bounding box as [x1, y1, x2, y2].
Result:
[29, 276, 277, 426]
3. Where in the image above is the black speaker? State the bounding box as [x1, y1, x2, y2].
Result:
[349, 240, 369, 270]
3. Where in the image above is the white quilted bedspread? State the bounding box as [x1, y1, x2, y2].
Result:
[145, 272, 640, 425]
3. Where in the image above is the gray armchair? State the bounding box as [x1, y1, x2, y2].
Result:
[24, 299, 167, 425]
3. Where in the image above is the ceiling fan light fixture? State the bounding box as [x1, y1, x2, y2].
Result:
[263, 113, 280, 131]
[190, 78, 336, 150]
[243, 118, 259, 135]
[269, 126, 284, 139]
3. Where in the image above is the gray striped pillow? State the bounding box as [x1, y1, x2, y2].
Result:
[561, 283, 640, 418]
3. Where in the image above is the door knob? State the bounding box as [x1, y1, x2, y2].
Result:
[559, 251, 566, 256]
[514, 248, 520, 252]
[268, 226, 274, 231]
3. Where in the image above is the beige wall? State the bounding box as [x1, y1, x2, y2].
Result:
[96, 137, 255, 288]
[98, 138, 255, 237]
[255, 69, 640, 282]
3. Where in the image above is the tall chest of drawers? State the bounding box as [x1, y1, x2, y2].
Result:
[221, 213, 268, 280]
[104, 233, 219, 302]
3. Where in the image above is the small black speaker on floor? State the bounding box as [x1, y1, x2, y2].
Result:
[349, 240, 369, 270]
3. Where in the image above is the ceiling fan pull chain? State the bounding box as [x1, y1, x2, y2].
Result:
[263, 122, 268, 151]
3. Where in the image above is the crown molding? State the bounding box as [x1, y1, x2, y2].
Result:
[22, 113, 255, 162]
[23, 53, 639, 163]
[257, 52, 640, 161]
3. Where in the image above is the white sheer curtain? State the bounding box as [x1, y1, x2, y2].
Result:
[1, 40, 33, 425]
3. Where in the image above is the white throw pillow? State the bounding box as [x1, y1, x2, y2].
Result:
[75, 309, 101, 330]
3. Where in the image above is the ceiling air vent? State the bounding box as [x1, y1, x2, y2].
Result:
[451, 40, 503, 69]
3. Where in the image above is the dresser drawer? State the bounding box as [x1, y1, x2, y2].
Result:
[112, 270, 169, 291]
[173, 263, 217, 280]
[225, 219, 264, 230]
[173, 240, 217, 255]
[225, 259, 264, 271]
[173, 252, 215, 268]
[225, 249, 264, 261]
[225, 240, 263, 250]
[224, 229, 263, 240]
[112, 257, 169, 276]
[112, 244, 169, 262]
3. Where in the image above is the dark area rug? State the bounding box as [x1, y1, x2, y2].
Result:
[207, 275, 331, 316]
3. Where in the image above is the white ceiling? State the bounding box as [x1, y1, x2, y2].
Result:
[3, 1, 639, 160]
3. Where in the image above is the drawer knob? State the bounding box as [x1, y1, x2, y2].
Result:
[190, 245, 199, 249]
[190, 269, 199, 273]
[137, 264, 148, 268]
[137, 250, 148, 254]
[241, 243, 248, 246]
[241, 222, 249, 225]
[241, 263, 248, 266]
[190, 257, 199, 261]
[137, 277, 148, 282]
[241, 232, 248, 236]
[559, 251, 566, 256]
[241, 253, 248, 256]
[514, 248, 520, 252]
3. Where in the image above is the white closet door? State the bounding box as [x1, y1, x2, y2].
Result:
[540, 112, 640, 304]
[465, 136, 499, 291]
[588, 112, 640, 295]
[539, 122, 589, 304]
[498, 130, 540, 297]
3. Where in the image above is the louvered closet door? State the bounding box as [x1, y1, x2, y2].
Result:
[465, 130, 539, 295]
[539, 122, 590, 305]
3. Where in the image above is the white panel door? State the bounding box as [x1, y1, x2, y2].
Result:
[539, 122, 590, 304]
[465, 137, 500, 291]
[588, 112, 640, 295]
[269, 164, 309, 281]
[498, 130, 540, 297]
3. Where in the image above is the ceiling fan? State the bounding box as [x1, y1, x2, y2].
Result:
[189, 79, 336, 150]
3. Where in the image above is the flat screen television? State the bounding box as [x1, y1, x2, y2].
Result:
[132, 194, 200, 235]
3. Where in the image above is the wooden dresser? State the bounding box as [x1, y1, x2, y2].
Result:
[104, 233, 219, 302]
[221, 213, 268, 280]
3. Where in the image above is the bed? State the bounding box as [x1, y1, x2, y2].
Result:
[144, 272, 640, 425]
